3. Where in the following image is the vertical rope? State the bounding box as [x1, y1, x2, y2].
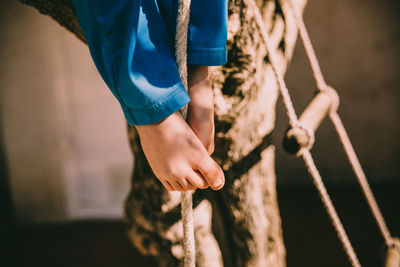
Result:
[175, 0, 195, 267]
[176, 0, 191, 90]
[181, 191, 195, 267]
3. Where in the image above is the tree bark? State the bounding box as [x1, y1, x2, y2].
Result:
[18, 0, 307, 266]
[125, 1, 307, 266]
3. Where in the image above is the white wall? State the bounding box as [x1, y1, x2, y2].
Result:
[0, 1, 132, 223]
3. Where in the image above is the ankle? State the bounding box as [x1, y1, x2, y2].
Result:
[188, 65, 210, 87]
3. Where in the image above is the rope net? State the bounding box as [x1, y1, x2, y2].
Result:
[248, 0, 397, 265]
[176, 0, 396, 266]
[286, 0, 395, 249]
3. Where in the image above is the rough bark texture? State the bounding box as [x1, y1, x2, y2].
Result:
[17, 0, 86, 43]
[125, 1, 307, 266]
[18, 0, 307, 266]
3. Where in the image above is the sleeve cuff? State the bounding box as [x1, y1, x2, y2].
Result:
[187, 46, 228, 66]
[122, 83, 191, 125]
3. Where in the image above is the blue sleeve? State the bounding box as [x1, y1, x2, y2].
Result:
[71, 0, 190, 125]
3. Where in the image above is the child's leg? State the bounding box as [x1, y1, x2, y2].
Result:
[128, 0, 226, 192]
[187, 65, 215, 154]
[186, 0, 228, 153]
[157, 0, 228, 153]
[137, 0, 227, 191]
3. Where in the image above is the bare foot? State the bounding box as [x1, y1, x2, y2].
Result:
[135, 111, 225, 191]
[187, 65, 215, 155]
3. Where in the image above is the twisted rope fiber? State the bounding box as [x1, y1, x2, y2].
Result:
[246, 0, 361, 265]
[287, 0, 395, 249]
[301, 150, 361, 266]
[175, 0, 195, 267]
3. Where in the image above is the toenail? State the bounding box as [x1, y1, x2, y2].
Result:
[213, 178, 224, 189]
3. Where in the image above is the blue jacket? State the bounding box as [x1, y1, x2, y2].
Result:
[72, 0, 228, 125]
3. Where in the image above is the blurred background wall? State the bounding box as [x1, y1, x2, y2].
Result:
[0, 0, 132, 224]
[0, 0, 399, 222]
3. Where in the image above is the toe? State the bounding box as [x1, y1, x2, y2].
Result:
[196, 157, 225, 190]
[171, 181, 185, 191]
[161, 180, 174, 191]
[179, 178, 196, 191]
[188, 170, 209, 189]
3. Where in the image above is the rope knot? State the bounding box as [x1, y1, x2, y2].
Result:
[283, 122, 315, 156]
[324, 86, 340, 113]
[388, 238, 400, 253]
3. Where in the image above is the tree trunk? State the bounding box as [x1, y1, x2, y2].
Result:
[125, 0, 307, 266]
[18, 0, 307, 266]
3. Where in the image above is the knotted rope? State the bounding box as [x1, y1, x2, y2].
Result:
[175, 0, 195, 267]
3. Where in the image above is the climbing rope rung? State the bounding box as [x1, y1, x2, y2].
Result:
[283, 88, 339, 155]
[384, 238, 400, 267]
